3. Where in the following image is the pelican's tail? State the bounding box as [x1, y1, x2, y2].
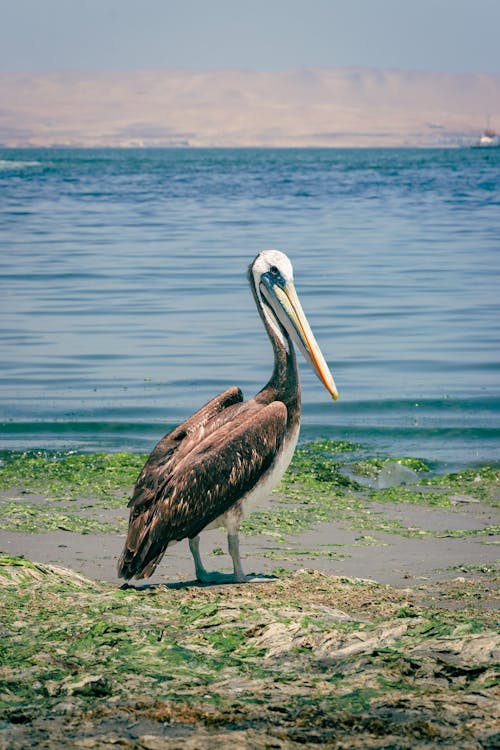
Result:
[117, 546, 166, 580]
[117, 507, 169, 580]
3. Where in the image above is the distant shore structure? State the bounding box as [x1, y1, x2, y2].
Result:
[473, 121, 500, 147]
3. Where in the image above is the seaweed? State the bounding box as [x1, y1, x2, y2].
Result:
[0, 558, 498, 748]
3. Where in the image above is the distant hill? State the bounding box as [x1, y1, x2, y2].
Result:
[1, 67, 499, 147]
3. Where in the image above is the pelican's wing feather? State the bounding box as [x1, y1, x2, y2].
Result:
[117, 400, 287, 579]
[127, 386, 244, 510]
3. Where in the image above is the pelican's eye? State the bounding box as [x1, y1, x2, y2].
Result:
[269, 265, 279, 276]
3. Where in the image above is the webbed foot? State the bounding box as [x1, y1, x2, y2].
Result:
[196, 570, 235, 584]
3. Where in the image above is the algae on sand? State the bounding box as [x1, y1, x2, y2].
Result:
[0, 450, 146, 503]
[0, 556, 499, 749]
[1, 443, 499, 539]
[1, 440, 498, 747]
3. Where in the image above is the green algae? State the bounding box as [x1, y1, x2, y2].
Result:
[262, 547, 350, 561]
[352, 456, 431, 480]
[423, 466, 500, 506]
[241, 493, 342, 538]
[0, 450, 146, 502]
[369, 486, 452, 507]
[1, 443, 499, 543]
[437, 523, 500, 538]
[0, 500, 123, 534]
[0, 554, 39, 569]
[286, 439, 363, 487]
[0, 558, 498, 748]
[450, 561, 499, 575]
[295, 438, 364, 455]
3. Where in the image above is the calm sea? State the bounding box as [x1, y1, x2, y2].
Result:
[0, 147, 499, 470]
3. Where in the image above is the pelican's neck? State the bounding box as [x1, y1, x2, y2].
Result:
[248, 270, 301, 418]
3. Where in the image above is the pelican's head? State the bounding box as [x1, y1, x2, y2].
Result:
[249, 249, 338, 401]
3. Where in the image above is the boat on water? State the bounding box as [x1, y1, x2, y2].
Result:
[473, 127, 500, 148]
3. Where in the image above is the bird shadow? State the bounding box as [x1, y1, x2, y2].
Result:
[120, 573, 278, 592]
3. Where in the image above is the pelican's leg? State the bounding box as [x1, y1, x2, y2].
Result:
[189, 535, 210, 581]
[188, 535, 233, 584]
[228, 532, 246, 583]
[228, 531, 276, 584]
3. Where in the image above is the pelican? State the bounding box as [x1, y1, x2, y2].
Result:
[118, 250, 338, 584]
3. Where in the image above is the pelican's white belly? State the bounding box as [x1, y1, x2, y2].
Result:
[207, 422, 300, 534]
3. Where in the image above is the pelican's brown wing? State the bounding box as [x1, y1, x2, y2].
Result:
[127, 386, 243, 511]
[117, 400, 287, 580]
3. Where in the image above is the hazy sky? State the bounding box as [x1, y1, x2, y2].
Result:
[1, 0, 499, 74]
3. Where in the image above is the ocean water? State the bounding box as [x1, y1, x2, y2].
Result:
[0, 147, 499, 470]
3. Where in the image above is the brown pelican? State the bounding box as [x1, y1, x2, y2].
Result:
[118, 250, 338, 584]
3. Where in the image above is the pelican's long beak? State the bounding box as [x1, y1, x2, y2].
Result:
[264, 279, 338, 401]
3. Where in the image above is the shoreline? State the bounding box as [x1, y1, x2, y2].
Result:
[1, 442, 499, 748]
[0, 441, 498, 590]
[0, 487, 498, 591]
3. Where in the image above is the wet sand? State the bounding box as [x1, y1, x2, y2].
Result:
[1, 483, 499, 750]
[1, 489, 498, 589]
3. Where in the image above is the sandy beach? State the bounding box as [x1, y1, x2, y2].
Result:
[0, 485, 498, 589]
[1, 448, 499, 749]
